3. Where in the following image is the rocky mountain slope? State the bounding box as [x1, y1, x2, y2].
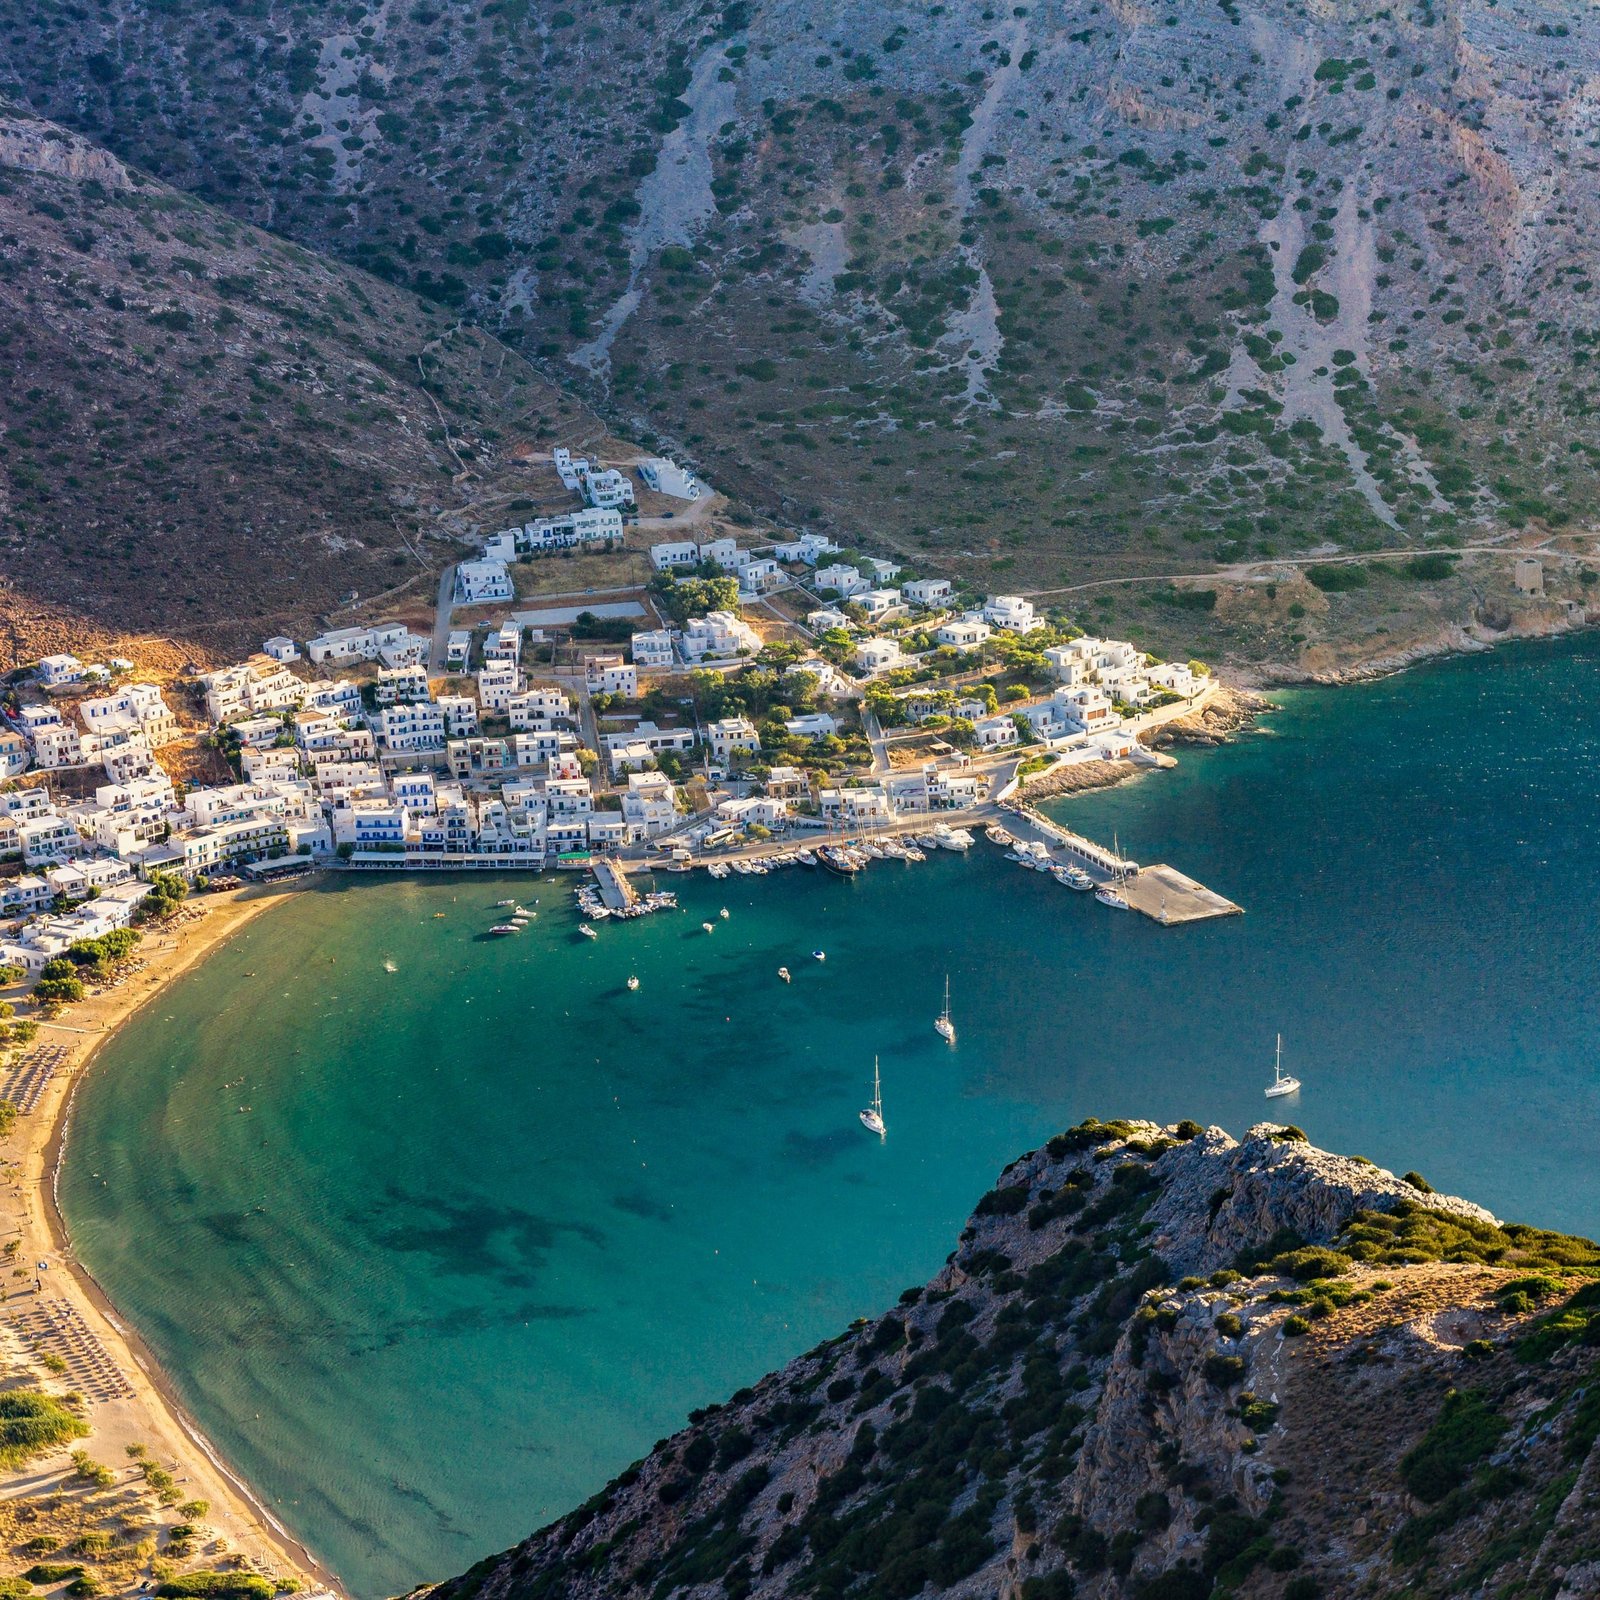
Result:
[8, 0, 1600, 615]
[422, 1119, 1600, 1600]
[0, 104, 601, 664]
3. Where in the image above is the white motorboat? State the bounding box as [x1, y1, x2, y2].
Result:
[797, 850, 818, 867]
[720, 907, 730, 919]
[1265, 1034, 1301, 1099]
[579, 924, 598, 939]
[703, 921, 715, 933]
[626, 975, 640, 991]
[935, 975, 956, 1046]
[859, 1057, 886, 1141]
[778, 966, 791, 983]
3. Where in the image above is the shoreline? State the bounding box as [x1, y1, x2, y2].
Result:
[3, 877, 346, 1597]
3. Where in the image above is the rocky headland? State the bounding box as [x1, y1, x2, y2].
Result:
[423, 1120, 1600, 1600]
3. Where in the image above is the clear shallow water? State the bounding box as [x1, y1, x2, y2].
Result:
[61, 635, 1600, 1596]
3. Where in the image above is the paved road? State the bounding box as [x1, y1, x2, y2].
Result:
[429, 565, 456, 673]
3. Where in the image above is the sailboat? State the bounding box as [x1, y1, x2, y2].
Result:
[1264, 1034, 1301, 1099]
[859, 1057, 886, 1140]
[935, 975, 956, 1045]
[1095, 830, 1132, 909]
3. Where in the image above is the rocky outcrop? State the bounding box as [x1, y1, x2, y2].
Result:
[0, 111, 132, 189]
[423, 1120, 1600, 1600]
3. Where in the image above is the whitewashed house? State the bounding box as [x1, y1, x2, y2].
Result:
[650, 540, 702, 571]
[903, 578, 954, 608]
[639, 457, 702, 500]
[631, 630, 676, 670]
[936, 618, 992, 648]
[707, 717, 760, 761]
[456, 559, 514, 604]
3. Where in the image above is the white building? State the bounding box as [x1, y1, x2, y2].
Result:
[477, 664, 520, 712]
[773, 534, 841, 566]
[650, 541, 702, 571]
[456, 559, 514, 605]
[445, 631, 471, 668]
[621, 771, 680, 840]
[639, 457, 702, 500]
[784, 712, 838, 741]
[706, 717, 760, 761]
[855, 638, 903, 674]
[983, 595, 1036, 632]
[36, 654, 83, 687]
[936, 618, 992, 649]
[819, 786, 892, 824]
[903, 578, 954, 608]
[857, 589, 903, 622]
[553, 446, 586, 491]
[681, 611, 761, 662]
[814, 564, 869, 598]
[520, 507, 624, 553]
[737, 558, 784, 596]
[631, 630, 676, 670]
[585, 656, 638, 698]
[808, 608, 851, 634]
[580, 466, 636, 510]
[306, 622, 409, 665]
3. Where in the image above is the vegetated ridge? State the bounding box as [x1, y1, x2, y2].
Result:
[422, 1119, 1600, 1600]
[8, 0, 1600, 652]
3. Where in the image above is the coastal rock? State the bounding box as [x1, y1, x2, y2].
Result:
[422, 1119, 1600, 1600]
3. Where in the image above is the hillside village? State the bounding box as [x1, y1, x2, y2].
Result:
[0, 449, 1213, 988]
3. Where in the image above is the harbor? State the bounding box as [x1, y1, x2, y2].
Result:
[588, 802, 1242, 927]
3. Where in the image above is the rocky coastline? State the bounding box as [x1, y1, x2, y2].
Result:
[425, 1119, 1600, 1600]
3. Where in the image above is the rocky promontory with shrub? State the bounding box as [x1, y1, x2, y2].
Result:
[424, 1120, 1600, 1600]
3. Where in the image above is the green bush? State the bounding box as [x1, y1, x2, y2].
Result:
[1305, 563, 1367, 592]
[1272, 1247, 1353, 1281]
[1283, 1315, 1311, 1336]
[24, 1567, 86, 1585]
[1214, 1312, 1244, 1338]
[1399, 1389, 1505, 1503]
[155, 1577, 276, 1600]
[1399, 555, 1456, 581]
[1203, 1354, 1246, 1389]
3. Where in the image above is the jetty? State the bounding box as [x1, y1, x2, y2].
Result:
[592, 858, 638, 913]
[1003, 804, 1242, 926]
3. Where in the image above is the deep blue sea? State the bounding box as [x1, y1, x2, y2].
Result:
[59, 635, 1600, 1597]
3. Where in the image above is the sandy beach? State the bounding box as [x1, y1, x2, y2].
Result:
[0, 878, 344, 1598]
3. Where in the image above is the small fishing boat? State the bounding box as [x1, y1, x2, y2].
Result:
[778, 966, 791, 983]
[703, 921, 715, 933]
[489, 924, 519, 935]
[812, 949, 826, 962]
[707, 861, 731, 880]
[626, 976, 640, 991]
[859, 1057, 886, 1141]
[579, 924, 598, 939]
[935, 975, 956, 1046]
[903, 846, 927, 863]
[985, 825, 1015, 847]
[495, 899, 516, 907]
[797, 850, 818, 867]
[1064, 866, 1094, 891]
[720, 907, 730, 919]
[1265, 1034, 1301, 1099]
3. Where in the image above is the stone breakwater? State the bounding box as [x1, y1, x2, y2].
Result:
[423, 1118, 1600, 1600]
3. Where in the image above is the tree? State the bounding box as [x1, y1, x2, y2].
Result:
[0, 966, 21, 988]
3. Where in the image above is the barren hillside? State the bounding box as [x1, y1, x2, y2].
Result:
[0, 106, 602, 664]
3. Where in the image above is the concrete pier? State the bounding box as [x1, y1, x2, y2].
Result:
[593, 858, 638, 912]
[1003, 804, 1241, 926]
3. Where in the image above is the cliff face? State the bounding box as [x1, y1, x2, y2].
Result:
[426, 1120, 1600, 1600]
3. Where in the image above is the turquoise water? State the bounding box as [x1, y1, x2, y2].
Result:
[60, 636, 1600, 1597]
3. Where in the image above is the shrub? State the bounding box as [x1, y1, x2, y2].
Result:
[1283, 1315, 1311, 1336]
[1400, 1389, 1505, 1503]
[24, 1567, 86, 1585]
[1272, 1247, 1353, 1281]
[1284, 1578, 1320, 1600]
[1305, 563, 1367, 592]
[1399, 555, 1456, 581]
[1402, 1170, 1434, 1193]
[1203, 1354, 1247, 1389]
[1215, 1312, 1244, 1338]
[0, 1394, 88, 1467]
[155, 1577, 276, 1600]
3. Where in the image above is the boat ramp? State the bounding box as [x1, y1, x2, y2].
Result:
[592, 857, 638, 912]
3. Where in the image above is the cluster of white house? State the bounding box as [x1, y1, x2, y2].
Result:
[887, 635, 1207, 751]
